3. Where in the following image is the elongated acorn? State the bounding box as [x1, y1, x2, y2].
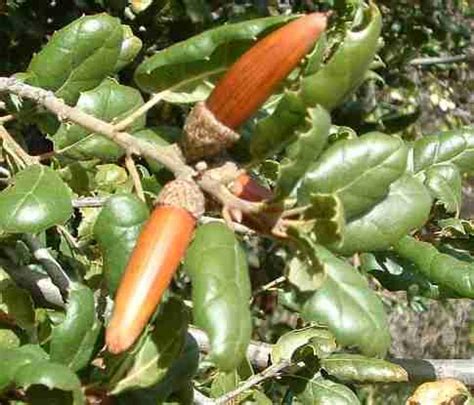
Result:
[106, 179, 205, 354]
[182, 12, 328, 161]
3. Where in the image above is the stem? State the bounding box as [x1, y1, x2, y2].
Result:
[213, 361, 290, 405]
[0, 114, 14, 124]
[73, 196, 108, 208]
[125, 154, 145, 201]
[409, 54, 467, 66]
[0, 125, 39, 166]
[113, 92, 164, 132]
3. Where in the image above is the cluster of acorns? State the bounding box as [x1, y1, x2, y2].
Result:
[106, 13, 328, 354]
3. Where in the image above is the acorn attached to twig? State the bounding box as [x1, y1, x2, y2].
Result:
[106, 179, 205, 354]
[182, 13, 328, 162]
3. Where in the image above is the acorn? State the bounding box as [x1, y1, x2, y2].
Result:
[106, 179, 205, 354]
[182, 12, 328, 162]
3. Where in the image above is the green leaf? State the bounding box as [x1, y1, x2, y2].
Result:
[250, 91, 307, 161]
[424, 164, 462, 214]
[275, 105, 331, 200]
[297, 375, 361, 405]
[26, 13, 123, 105]
[110, 298, 188, 395]
[115, 25, 142, 72]
[288, 254, 325, 292]
[298, 132, 408, 219]
[14, 361, 84, 404]
[132, 128, 171, 173]
[361, 253, 455, 299]
[303, 193, 345, 247]
[184, 222, 251, 371]
[210, 370, 240, 398]
[302, 246, 390, 357]
[53, 78, 145, 161]
[117, 334, 200, 403]
[0, 282, 35, 332]
[412, 127, 474, 175]
[148, 334, 199, 402]
[0, 165, 73, 234]
[300, 3, 382, 110]
[94, 164, 130, 194]
[321, 354, 408, 383]
[336, 175, 432, 255]
[0, 345, 49, 391]
[49, 284, 100, 372]
[134, 15, 294, 102]
[0, 328, 20, 349]
[94, 194, 149, 295]
[394, 236, 474, 299]
[272, 326, 336, 363]
[182, 0, 211, 23]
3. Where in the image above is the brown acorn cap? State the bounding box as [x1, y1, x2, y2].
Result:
[181, 102, 240, 162]
[156, 179, 205, 219]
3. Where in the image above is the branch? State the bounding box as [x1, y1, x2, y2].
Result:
[0, 125, 39, 167]
[0, 77, 193, 178]
[214, 361, 290, 405]
[188, 327, 474, 386]
[0, 77, 264, 217]
[125, 154, 145, 201]
[409, 54, 467, 66]
[73, 196, 108, 208]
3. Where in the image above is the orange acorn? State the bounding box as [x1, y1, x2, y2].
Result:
[182, 12, 328, 161]
[106, 180, 205, 354]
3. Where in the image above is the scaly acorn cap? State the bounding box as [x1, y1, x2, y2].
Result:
[182, 12, 328, 162]
[156, 179, 205, 219]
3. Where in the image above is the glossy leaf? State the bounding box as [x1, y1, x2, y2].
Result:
[275, 105, 331, 199]
[424, 164, 462, 214]
[110, 298, 188, 395]
[300, 3, 382, 110]
[210, 371, 240, 398]
[298, 132, 408, 219]
[0, 282, 35, 332]
[0, 345, 48, 391]
[412, 127, 474, 175]
[302, 246, 390, 357]
[94, 194, 149, 294]
[148, 334, 199, 402]
[26, 14, 123, 105]
[336, 175, 432, 255]
[132, 128, 170, 173]
[53, 78, 145, 161]
[134, 15, 293, 102]
[184, 222, 251, 371]
[303, 193, 345, 246]
[250, 91, 307, 161]
[395, 236, 474, 298]
[0, 165, 73, 234]
[272, 326, 336, 363]
[50, 284, 100, 372]
[321, 354, 408, 383]
[297, 375, 360, 405]
[115, 25, 142, 72]
[361, 253, 456, 299]
[0, 329, 20, 349]
[15, 361, 84, 404]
